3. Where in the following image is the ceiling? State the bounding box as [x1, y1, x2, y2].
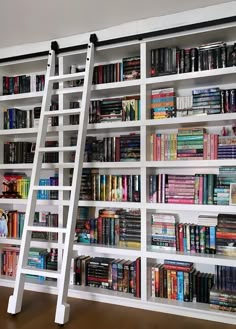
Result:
[0, 0, 233, 48]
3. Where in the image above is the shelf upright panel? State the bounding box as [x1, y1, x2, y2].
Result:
[140, 41, 148, 301]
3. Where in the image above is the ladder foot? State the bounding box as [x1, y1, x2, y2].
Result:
[55, 303, 70, 325]
[7, 295, 22, 315]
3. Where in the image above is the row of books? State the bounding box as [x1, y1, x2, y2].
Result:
[3, 86, 234, 130]
[88, 97, 140, 124]
[216, 213, 236, 257]
[2, 169, 235, 205]
[151, 212, 236, 256]
[76, 208, 141, 248]
[4, 130, 236, 165]
[0, 210, 58, 240]
[1, 172, 59, 200]
[150, 127, 236, 161]
[151, 260, 214, 303]
[68, 56, 140, 87]
[1, 247, 235, 311]
[78, 172, 141, 202]
[2, 208, 233, 259]
[148, 169, 236, 205]
[151, 213, 216, 253]
[71, 256, 141, 297]
[151, 88, 176, 120]
[215, 265, 236, 292]
[78, 134, 140, 163]
[150, 41, 236, 77]
[3, 141, 59, 164]
[2, 74, 45, 95]
[3, 103, 59, 130]
[210, 290, 236, 312]
[151, 87, 236, 120]
[32, 212, 58, 241]
[1, 247, 58, 281]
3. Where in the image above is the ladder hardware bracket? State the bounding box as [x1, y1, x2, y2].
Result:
[90, 33, 98, 45]
[51, 41, 59, 53]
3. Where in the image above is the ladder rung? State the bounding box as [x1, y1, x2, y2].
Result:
[49, 72, 84, 83]
[44, 109, 81, 117]
[21, 267, 60, 279]
[27, 226, 67, 233]
[33, 186, 71, 191]
[39, 146, 77, 152]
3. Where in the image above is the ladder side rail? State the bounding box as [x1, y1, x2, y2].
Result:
[7, 50, 56, 315]
[55, 42, 95, 324]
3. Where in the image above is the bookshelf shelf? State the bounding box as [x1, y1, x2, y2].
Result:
[69, 285, 140, 303]
[146, 159, 236, 168]
[2, 275, 233, 325]
[146, 249, 236, 267]
[78, 200, 141, 209]
[0, 126, 59, 137]
[62, 79, 141, 98]
[0, 237, 58, 249]
[146, 203, 236, 213]
[0, 238, 139, 256]
[146, 66, 236, 89]
[83, 161, 142, 169]
[145, 112, 236, 129]
[147, 297, 236, 324]
[63, 121, 141, 133]
[1, 15, 236, 325]
[0, 163, 64, 170]
[0, 199, 61, 206]
[0, 91, 44, 104]
[73, 243, 140, 256]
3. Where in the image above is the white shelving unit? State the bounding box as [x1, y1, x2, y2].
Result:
[0, 20, 236, 325]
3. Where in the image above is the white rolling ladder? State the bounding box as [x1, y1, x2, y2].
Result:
[7, 35, 97, 325]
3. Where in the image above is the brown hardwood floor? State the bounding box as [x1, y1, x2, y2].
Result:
[0, 287, 235, 329]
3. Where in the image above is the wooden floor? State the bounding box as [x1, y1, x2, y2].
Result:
[0, 287, 235, 329]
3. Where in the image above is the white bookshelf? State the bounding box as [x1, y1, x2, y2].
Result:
[0, 19, 236, 325]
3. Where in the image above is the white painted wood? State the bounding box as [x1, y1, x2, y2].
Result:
[62, 121, 142, 132]
[7, 49, 56, 315]
[61, 79, 140, 95]
[146, 160, 236, 168]
[2, 17, 236, 325]
[26, 226, 67, 233]
[54, 41, 95, 325]
[57, 54, 66, 291]
[146, 250, 236, 267]
[146, 203, 236, 213]
[146, 112, 236, 128]
[78, 200, 141, 208]
[146, 66, 236, 89]
[72, 244, 140, 256]
[44, 108, 81, 116]
[33, 186, 71, 191]
[39, 146, 76, 152]
[83, 162, 142, 168]
[0, 199, 62, 205]
[1, 276, 236, 325]
[0, 238, 59, 249]
[21, 267, 60, 279]
[0, 126, 59, 137]
[0, 91, 44, 102]
[0, 2, 235, 58]
[49, 72, 84, 82]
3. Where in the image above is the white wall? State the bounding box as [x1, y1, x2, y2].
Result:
[0, 1, 236, 59]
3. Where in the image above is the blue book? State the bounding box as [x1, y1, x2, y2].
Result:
[177, 271, 184, 301]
